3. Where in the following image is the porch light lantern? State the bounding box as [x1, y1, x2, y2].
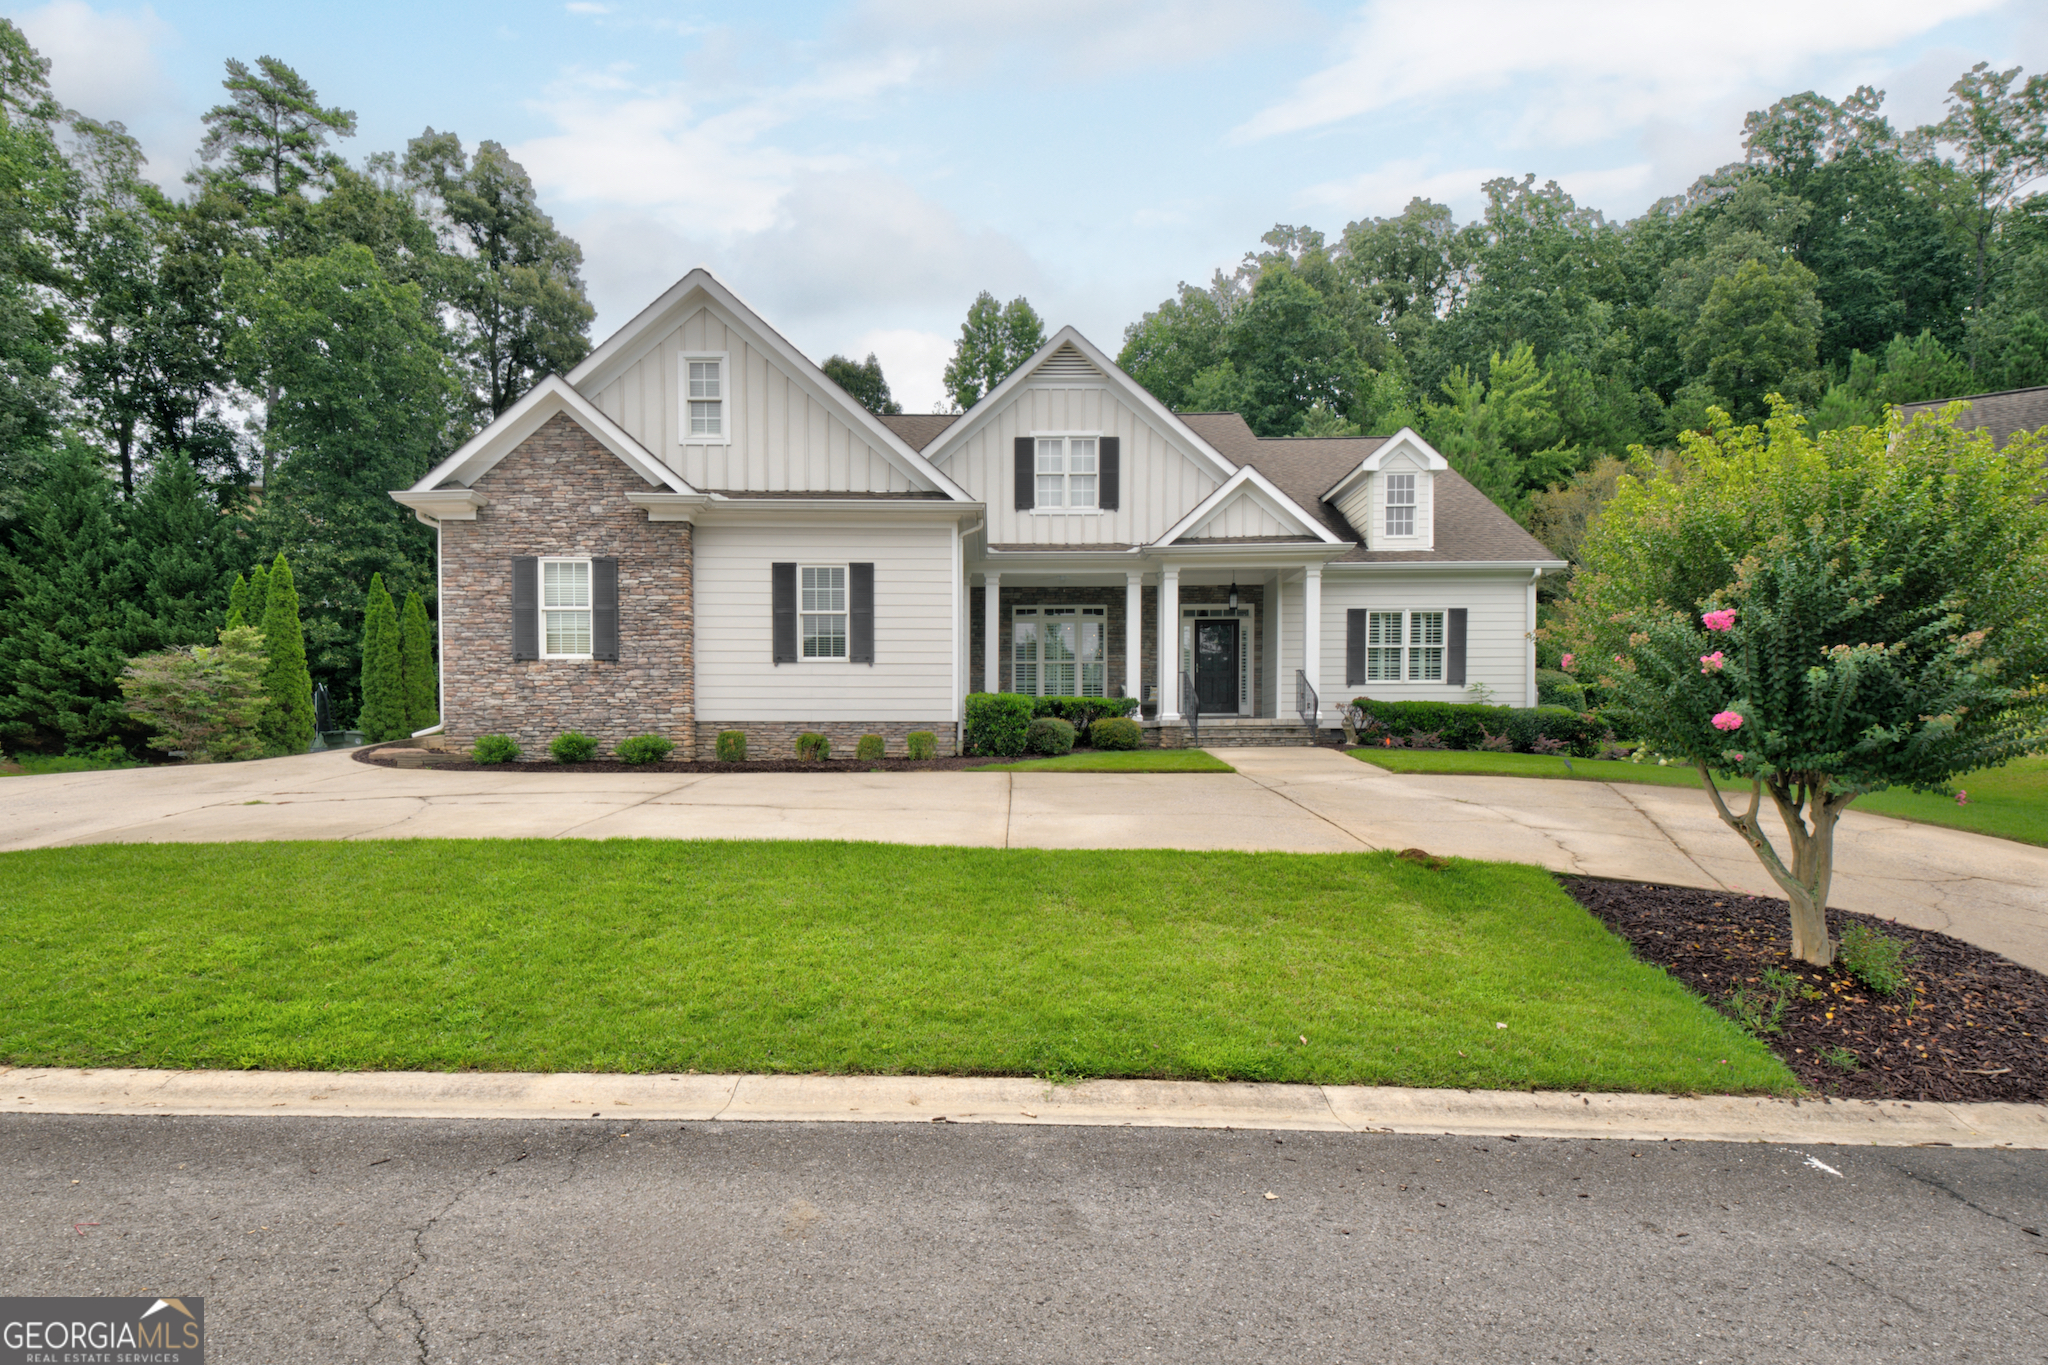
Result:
[1228, 578, 1239, 610]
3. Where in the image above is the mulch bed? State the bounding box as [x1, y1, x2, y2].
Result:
[1563, 877, 2048, 1103]
[352, 748, 998, 774]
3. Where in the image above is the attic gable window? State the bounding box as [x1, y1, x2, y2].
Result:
[1035, 436, 1098, 510]
[682, 353, 729, 443]
[1385, 472, 1416, 537]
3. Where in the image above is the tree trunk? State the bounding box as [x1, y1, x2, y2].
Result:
[1699, 768, 1842, 967]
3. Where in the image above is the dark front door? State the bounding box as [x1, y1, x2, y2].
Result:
[1194, 619, 1239, 713]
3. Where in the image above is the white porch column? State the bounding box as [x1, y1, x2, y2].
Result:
[983, 572, 1000, 694]
[1124, 572, 1143, 701]
[1301, 565, 1323, 720]
[1157, 564, 1180, 720]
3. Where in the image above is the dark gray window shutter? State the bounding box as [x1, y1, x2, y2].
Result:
[1446, 608, 1468, 685]
[1346, 609, 1366, 688]
[591, 557, 619, 661]
[1099, 436, 1120, 510]
[849, 562, 874, 664]
[772, 562, 797, 664]
[1014, 436, 1034, 511]
[512, 557, 539, 660]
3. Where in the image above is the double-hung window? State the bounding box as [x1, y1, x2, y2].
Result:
[1365, 608, 1445, 682]
[1385, 473, 1416, 537]
[1034, 436, 1098, 510]
[800, 565, 847, 660]
[1012, 606, 1106, 696]
[541, 558, 592, 658]
[684, 355, 727, 441]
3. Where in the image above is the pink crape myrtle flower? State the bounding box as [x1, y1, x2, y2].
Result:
[1702, 609, 1737, 632]
[1728, 753, 1745, 763]
[1699, 650, 1726, 673]
[1711, 711, 1744, 732]
[1560, 653, 1574, 671]
[1956, 790, 1969, 806]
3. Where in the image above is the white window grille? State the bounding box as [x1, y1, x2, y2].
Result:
[541, 559, 592, 658]
[684, 356, 726, 440]
[800, 565, 847, 659]
[1034, 436, 1099, 509]
[1408, 610, 1445, 681]
[1012, 605, 1107, 695]
[1365, 610, 1404, 682]
[1385, 473, 1416, 537]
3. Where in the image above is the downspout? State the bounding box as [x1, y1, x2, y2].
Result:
[411, 519, 446, 739]
[1526, 567, 1541, 709]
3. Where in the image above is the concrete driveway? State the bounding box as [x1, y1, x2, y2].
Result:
[3, 746, 2043, 972]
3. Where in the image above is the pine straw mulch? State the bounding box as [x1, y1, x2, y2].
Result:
[354, 749, 995, 774]
[1562, 877, 2048, 1104]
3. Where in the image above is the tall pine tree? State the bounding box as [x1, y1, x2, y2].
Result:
[255, 551, 313, 753]
[356, 571, 404, 742]
[398, 589, 436, 732]
[124, 455, 226, 649]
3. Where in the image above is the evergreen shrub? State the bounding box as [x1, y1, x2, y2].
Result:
[1026, 716, 1076, 756]
[472, 734, 520, 763]
[905, 731, 937, 760]
[1535, 668, 1586, 711]
[795, 732, 831, 761]
[856, 733, 885, 760]
[357, 574, 406, 743]
[399, 591, 437, 733]
[1090, 717, 1142, 750]
[549, 731, 599, 763]
[615, 734, 674, 764]
[1349, 698, 1603, 755]
[715, 730, 747, 762]
[964, 692, 1034, 756]
[1030, 695, 1140, 743]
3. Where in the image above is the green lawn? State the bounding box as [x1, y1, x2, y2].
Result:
[0, 840, 1788, 1093]
[973, 749, 1234, 773]
[1350, 748, 2048, 847]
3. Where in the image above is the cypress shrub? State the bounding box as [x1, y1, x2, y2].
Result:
[855, 733, 885, 760]
[399, 591, 437, 732]
[224, 573, 250, 631]
[1026, 716, 1076, 755]
[904, 731, 937, 759]
[256, 554, 315, 755]
[715, 730, 747, 762]
[964, 692, 1034, 756]
[244, 562, 270, 636]
[357, 574, 406, 743]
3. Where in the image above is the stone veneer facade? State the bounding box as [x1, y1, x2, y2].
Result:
[440, 413, 698, 756]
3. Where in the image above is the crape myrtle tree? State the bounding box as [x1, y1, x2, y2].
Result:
[1562, 402, 2048, 964]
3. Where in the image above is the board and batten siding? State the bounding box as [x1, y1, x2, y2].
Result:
[937, 384, 1221, 545]
[589, 306, 922, 495]
[693, 520, 957, 722]
[1189, 489, 1298, 539]
[1313, 570, 1529, 704]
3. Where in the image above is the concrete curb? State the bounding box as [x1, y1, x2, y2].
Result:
[5, 1067, 2044, 1147]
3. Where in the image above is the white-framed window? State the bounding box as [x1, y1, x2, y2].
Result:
[1385, 472, 1416, 537]
[1012, 605, 1107, 696]
[681, 353, 729, 444]
[1034, 435, 1099, 510]
[1366, 608, 1444, 682]
[541, 557, 592, 659]
[800, 564, 847, 660]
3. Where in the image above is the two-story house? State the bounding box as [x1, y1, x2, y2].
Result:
[391, 269, 1563, 756]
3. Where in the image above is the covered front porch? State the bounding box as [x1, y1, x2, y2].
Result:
[965, 546, 1344, 740]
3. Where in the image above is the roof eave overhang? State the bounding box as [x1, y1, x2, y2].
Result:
[1319, 428, 1450, 502]
[389, 489, 487, 526]
[1322, 558, 1568, 574]
[695, 498, 986, 523]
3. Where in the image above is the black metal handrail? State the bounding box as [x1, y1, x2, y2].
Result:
[1296, 669, 1318, 730]
[1180, 668, 1200, 746]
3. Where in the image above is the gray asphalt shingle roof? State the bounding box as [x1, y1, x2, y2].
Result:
[1897, 385, 2048, 451]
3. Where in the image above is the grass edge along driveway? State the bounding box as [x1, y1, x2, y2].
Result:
[1350, 748, 2048, 848]
[0, 839, 1788, 1095]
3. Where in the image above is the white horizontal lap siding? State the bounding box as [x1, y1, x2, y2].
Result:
[694, 521, 957, 721]
[1316, 571, 1530, 705]
[945, 384, 1219, 545]
[590, 307, 913, 495]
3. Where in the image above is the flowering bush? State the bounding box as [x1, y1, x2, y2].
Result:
[1559, 652, 1575, 671]
[1559, 402, 2048, 964]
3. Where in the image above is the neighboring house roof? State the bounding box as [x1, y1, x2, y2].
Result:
[1176, 412, 1562, 565]
[1897, 385, 2048, 450]
[877, 413, 961, 450]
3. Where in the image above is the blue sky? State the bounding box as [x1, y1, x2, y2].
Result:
[17, 0, 2048, 411]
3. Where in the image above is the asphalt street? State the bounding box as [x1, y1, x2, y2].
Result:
[4, 1114, 2045, 1364]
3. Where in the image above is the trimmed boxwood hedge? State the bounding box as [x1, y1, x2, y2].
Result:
[1350, 698, 1606, 756]
[1030, 695, 1140, 742]
[1026, 716, 1077, 756]
[965, 692, 1035, 757]
[1090, 716, 1142, 751]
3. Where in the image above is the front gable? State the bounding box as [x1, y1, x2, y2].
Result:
[1157, 465, 1342, 547]
[924, 327, 1239, 547]
[570, 270, 967, 500]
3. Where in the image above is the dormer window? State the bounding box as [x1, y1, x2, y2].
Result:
[1385, 473, 1415, 537]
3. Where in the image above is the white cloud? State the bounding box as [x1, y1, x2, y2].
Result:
[843, 328, 956, 414]
[843, 0, 1295, 77]
[17, 1, 194, 184]
[1299, 158, 1507, 218]
[1235, 0, 2008, 145]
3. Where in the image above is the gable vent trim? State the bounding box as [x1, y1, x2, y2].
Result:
[1032, 344, 1102, 380]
